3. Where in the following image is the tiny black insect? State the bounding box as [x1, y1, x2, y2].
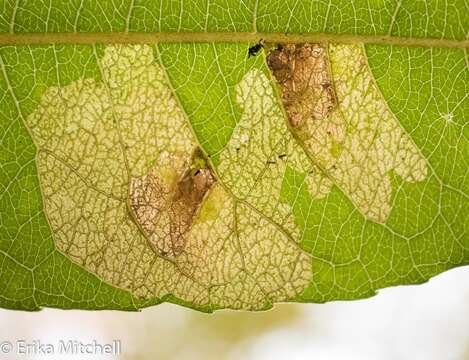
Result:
[248, 39, 265, 58]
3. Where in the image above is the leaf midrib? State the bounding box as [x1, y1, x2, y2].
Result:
[0, 32, 468, 48]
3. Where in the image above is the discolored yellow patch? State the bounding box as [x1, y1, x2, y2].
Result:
[267, 43, 428, 223]
[26, 44, 312, 309]
[329, 44, 427, 222]
[218, 68, 332, 236]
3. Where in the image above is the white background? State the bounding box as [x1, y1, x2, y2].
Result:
[1, 266, 468, 360]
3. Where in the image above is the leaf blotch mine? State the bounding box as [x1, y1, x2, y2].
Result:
[130, 147, 216, 257]
[267, 43, 337, 127]
[266, 43, 428, 223]
[23, 45, 314, 309]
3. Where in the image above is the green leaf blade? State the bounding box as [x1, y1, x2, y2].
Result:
[0, 2, 467, 311]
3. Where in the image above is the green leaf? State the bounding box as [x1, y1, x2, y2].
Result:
[0, 1, 467, 311]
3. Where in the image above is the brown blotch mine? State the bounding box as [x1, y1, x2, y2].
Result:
[267, 43, 337, 127]
[129, 171, 168, 238]
[129, 147, 216, 257]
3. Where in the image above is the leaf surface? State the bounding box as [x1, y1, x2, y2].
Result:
[0, 0, 467, 311]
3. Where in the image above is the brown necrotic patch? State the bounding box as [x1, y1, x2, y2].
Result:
[129, 147, 216, 257]
[267, 43, 337, 127]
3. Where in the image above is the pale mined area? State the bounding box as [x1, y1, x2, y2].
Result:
[218, 68, 333, 232]
[26, 45, 311, 310]
[24, 42, 427, 309]
[268, 43, 428, 222]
